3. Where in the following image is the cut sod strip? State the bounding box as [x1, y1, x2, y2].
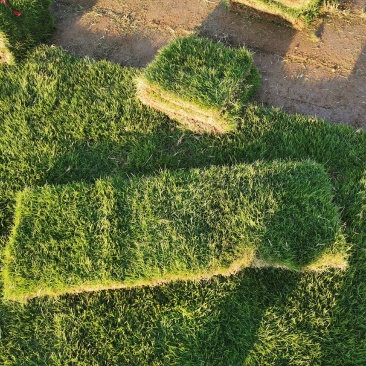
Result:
[230, 0, 324, 29]
[137, 36, 261, 134]
[0, 0, 53, 63]
[3, 161, 347, 302]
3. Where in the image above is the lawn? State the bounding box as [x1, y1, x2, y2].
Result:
[0, 41, 366, 365]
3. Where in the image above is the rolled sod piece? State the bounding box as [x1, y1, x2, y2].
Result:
[4, 161, 347, 302]
[0, 0, 54, 64]
[137, 36, 261, 134]
[229, 0, 323, 29]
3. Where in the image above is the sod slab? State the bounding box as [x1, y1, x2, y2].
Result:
[137, 36, 261, 134]
[230, 0, 324, 29]
[3, 161, 347, 302]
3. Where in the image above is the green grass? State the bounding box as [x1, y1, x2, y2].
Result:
[0, 45, 366, 364]
[137, 36, 261, 133]
[0, 0, 53, 63]
[4, 161, 346, 301]
[230, 0, 324, 29]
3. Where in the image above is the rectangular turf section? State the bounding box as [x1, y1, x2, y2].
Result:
[3, 161, 347, 302]
[230, 0, 324, 29]
[136, 35, 261, 134]
[0, 0, 53, 63]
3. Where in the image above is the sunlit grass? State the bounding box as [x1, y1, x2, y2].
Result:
[4, 161, 347, 302]
[137, 36, 261, 133]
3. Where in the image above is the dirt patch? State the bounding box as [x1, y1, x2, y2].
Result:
[49, 0, 366, 128]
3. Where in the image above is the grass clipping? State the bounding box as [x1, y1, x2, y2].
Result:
[0, 0, 54, 64]
[230, 0, 324, 29]
[3, 161, 347, 302]
[137, 36, 261, 134]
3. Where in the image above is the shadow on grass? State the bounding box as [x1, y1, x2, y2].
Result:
[0, 267, 300, 364]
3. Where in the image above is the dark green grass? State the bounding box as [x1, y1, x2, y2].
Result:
[4, 161, 345, 301]
[0, 45, 366, 364]
[139, 35, 261, 130]
[0, 0, 54, 63]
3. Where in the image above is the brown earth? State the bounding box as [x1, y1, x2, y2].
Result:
[50, 0, 366, 128]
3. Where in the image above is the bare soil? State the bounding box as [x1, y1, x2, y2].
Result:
[50, 0, 366, 128]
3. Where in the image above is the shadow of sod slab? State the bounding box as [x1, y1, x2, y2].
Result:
[3, 161, 347, 302]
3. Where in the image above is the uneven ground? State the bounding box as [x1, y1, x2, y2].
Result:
[50, 0, 366, 128]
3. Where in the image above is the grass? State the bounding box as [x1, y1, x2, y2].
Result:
[137, 36, 261, 133]
[0, 0, 54, 63]
[4, 161, 347, 302]
[0, 45, 366, 364]
[229, 0, 325, 29]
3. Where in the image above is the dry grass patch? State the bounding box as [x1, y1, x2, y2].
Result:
[0, 33, 13, 64]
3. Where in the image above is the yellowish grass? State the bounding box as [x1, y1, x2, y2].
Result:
[136, 77, 236, 134]
[253, 254, 348, 272]
[0, 34, 13, 64]
[275, 0, 312, 9]
[230, 0, 306, 29]
[303, 252, 348, 272]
